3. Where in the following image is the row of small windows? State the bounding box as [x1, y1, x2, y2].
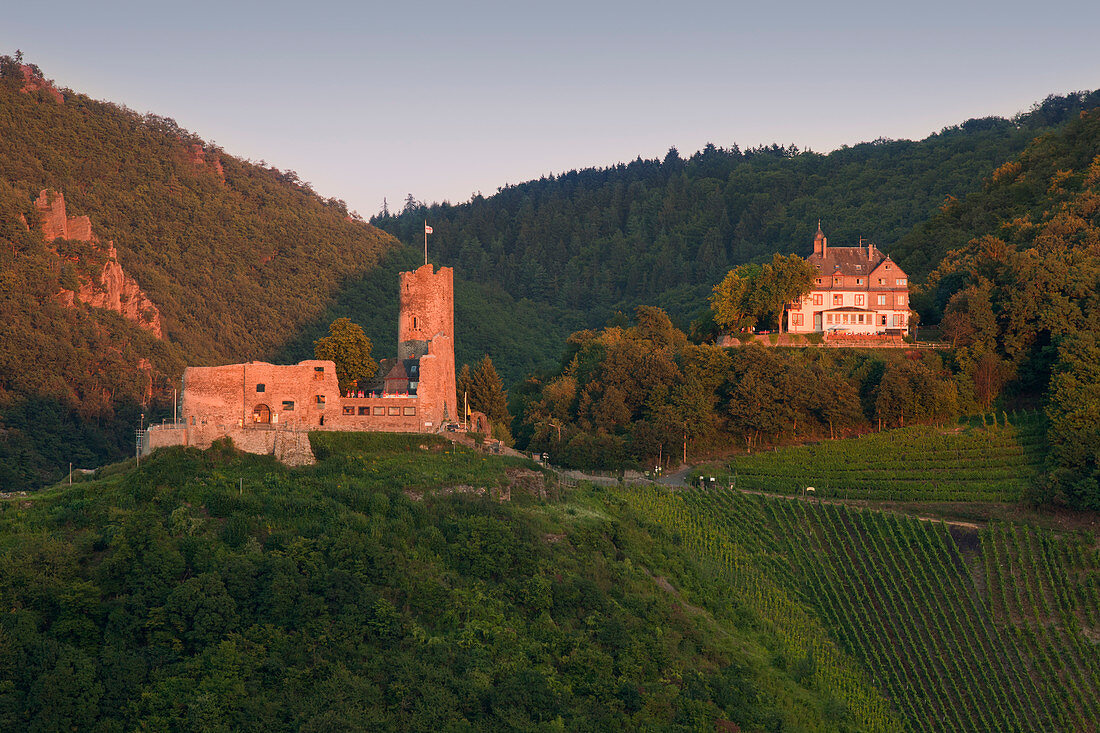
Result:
[828, 313, 881, 325]
[342, 405, 417, 417]
[792, 312, 909, 327]
[814, 277, 907, 287]
[813, 294, 906, 307]
[819, 313, 906, 326]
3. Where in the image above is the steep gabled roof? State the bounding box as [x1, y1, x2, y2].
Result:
[808, 246, 884, 277]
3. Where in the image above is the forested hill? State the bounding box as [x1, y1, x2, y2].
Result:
[0, 435, 863, 731]
[0, 56, 398, 488]
[905, 107, 1100, 509]
[374, 91, 1100, 340]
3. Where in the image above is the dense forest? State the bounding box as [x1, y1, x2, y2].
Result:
[374, 91, 1100, 349]
[0, 435, 856, 731]
[906, 108, 1100, 509]
[509, 306, 963, 473]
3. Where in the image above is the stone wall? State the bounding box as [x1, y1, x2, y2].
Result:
[144, 424, 187, 452]
[181, 360, 344, 449]
[337, 396, 425, 432]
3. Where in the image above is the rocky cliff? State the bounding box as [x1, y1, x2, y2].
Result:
[20, 64, 63, 104]
[34, 190, 164, 337]
[188, 143, 225, 183]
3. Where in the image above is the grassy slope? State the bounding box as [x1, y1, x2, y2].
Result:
[0, 434, 849, 732]
[617, 485, 1100, 733]
[696, 414, 1047, 502]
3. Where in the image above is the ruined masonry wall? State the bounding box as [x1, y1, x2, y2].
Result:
[181, 360, 344, 449]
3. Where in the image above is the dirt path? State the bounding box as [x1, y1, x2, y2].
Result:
[552, 463, 986, 531]
[638, 565, 731, 636]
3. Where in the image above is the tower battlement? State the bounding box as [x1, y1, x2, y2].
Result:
[398, 264, 454, 358]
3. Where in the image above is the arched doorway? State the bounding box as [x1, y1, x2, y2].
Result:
[252, 404, 271, 424]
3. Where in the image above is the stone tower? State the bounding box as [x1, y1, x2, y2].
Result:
[397, 264, 457, 424]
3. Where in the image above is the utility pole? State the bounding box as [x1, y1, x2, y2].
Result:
[136, 413, 145, 467]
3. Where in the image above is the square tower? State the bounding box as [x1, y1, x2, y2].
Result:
[397, 264, 457, 424]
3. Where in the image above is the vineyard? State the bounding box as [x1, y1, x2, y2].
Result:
[614, 486, 1100, 732]
[697, 413, 1046, 502]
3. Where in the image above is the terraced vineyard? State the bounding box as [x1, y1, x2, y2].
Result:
[615, 486, 1100, 732]
[699, 413, 1046, 502]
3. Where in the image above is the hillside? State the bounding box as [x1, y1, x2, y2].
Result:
[619, 485, 1100, 732]
[897, 107, 1100, 508]
[372, 91, 1100, 366]
[0, 434, 860, 731]
[697, 413, 1047, 503]
[0, 56, 400, 488]
[2, 433, 1095, 730]
[4, 52, 1099, 494]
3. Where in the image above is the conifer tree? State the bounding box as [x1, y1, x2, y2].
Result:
[460, 356, 512, 443]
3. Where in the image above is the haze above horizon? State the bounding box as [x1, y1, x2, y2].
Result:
[5, 0, 1098, 218]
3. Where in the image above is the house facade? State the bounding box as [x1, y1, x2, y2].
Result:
[786, 224, 911, 335]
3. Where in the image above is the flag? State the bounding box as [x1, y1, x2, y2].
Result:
[424, 224, 433, 234]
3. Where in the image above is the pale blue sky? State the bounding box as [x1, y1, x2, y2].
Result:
[5, 1, 1099, 217]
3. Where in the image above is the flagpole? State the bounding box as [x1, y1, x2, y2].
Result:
[424, 219, 428, 265]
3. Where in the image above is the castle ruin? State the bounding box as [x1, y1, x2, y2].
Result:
[143, 264, 458, 463]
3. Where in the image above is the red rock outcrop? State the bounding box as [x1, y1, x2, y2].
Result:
[20, 65, 63, 104]
[188, 143, 225, 183]
[34, 190, 164, 338]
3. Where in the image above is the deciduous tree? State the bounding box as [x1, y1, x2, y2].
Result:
[313, 318, 377, 393]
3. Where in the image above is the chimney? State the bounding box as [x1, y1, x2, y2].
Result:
[868, 242, 876, 261]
